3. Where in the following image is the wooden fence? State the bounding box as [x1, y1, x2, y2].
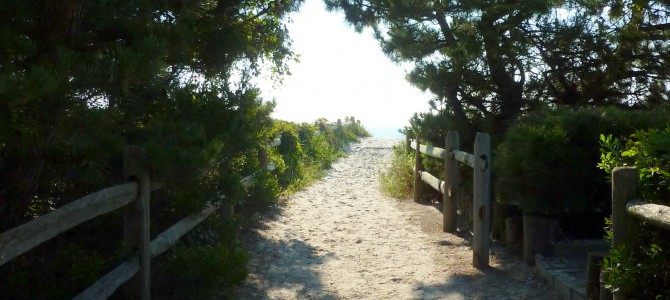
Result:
[409, 130, 491, 269]
[0, 138, 281, 299]
[585, 166, 670, 299]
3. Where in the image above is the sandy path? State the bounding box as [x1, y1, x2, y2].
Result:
[232, 138, 558, 299]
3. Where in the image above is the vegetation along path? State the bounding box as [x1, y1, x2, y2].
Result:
[233, 138, 559, 299]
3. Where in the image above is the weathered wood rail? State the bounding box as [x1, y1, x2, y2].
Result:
[0, 138, 282, 299]
[409, 130, 491, 269]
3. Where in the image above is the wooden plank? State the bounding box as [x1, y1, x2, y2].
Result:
[73, 257, 140, 300]
[452, 150, 476, 168]
[150, 202, 220, 257]
[419, 144, 447, 159]
[627, 200, 670, 231]
[472, 132, 491, 269]
[420, 171, 444, 194]
[0, 183, 138, 266]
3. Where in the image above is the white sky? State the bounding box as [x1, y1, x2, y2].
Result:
[254, 0, 432, 130]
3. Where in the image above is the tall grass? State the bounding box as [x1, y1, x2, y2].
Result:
[379, 143, 415, 199]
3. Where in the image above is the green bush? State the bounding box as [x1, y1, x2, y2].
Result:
[266, 117, 370, 195]
[245, 168, 281, 209]
[165, 243, 248, 298]
[495, 106, 668, 237]
[379, 143, 415, 199]
[599, 127, 670, 297]
[2, 242, 106, 300]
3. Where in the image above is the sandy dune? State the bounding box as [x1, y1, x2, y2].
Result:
[232, 138, 558, 299]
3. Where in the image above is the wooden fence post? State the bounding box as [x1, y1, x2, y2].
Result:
[405, 134, 411, 153]
[472, 133, 491, 269]
[123, 146, 151, 300]
[444, 131, 459, 233]
[259, 132, 268, 169]
[413, 137, 423, 203]
[523, 214, 558, 265]
[586, 251, 609, 300]
[505, 216, 521, 247]
[611, 167, 639, 250]
[611, 167, 639, 300]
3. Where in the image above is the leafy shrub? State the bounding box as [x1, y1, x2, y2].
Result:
[345, 116, 372, 138]
[165, 243, 248, 298]
[275, 126, 305, 188]
[495, 106, 669, 239]
[2, 242, 106, 300]
[599, 127, 670, 297]
[379, 143, 415, 199]
[266, 117, 369, 194]
[246, 168, 281, 208]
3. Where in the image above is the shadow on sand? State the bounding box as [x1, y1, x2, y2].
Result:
[231, 206, 338, 299]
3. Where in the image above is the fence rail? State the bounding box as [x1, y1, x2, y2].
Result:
[409, 130, 491, 269]
[0, 183, 137, 266]
[625, 200, 670, 231]
[0, 137, 283, 299]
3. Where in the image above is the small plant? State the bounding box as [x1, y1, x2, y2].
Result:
[379, 143, 415, 199]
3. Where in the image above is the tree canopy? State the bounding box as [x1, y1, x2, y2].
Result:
[0, 0, 302, 230]
[324, 0, 670, 135]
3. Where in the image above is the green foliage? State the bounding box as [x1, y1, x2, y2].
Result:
[0, 0, 302, 228]
[326, 0, 670, 139]
[3, 242, 106, 300]
[495, 106, 669, 217]
[266, 118, 369, 195]
[345, 116, 372, 139]
[599, 128, 670, 203]
[276, 123, 305, 187]
[165, 243, 249, 299]
[601, 245, 645, 294]
[602, 243, 669, 298]
[0, 0, 301, 298]
[599, 126, 670, 297]
[379, 143, 415, 199]
[246, 167, 282, 209]
[153, 215, 247, 298]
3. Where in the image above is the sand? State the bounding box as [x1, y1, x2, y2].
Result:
[232, 138, 559, 299]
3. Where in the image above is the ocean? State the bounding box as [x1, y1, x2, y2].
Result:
[367, 127, 405, 139]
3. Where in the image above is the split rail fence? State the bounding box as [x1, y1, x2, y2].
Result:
[0, 137, 281, 299]
[585, 167, 670, 299]
[408, 130, 491, 269]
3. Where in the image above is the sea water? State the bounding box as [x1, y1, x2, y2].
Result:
[367, 128, 404, 139]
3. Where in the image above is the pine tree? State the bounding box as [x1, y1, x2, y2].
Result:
[0, 0, 302, 230]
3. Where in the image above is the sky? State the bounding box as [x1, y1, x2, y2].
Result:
[254, 0, 432, 137]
